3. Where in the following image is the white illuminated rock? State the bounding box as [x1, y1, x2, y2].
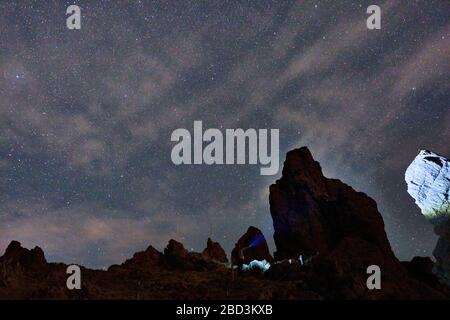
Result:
[405, 150, 450, 221]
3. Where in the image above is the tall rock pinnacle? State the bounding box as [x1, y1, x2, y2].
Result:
[269, 147, 393, 261]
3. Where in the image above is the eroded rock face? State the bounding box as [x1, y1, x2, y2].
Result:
[405, 150, 450, 222]
[108, 245, 163, 272]
[202, 238, 228, 263]
[231, 226, 273, 265]
[265, 147, 448, 298]
[405, 150, 450, 286]
[0, 241, 47, 277]
[0, 227, 449, 298]
[0, 241, 53, 294]
[269, 147, 393, 261]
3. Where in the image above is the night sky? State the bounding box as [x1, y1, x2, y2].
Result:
[0, 1, 449, 268]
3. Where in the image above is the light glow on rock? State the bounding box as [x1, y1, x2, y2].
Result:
[405, 150, 450, 221]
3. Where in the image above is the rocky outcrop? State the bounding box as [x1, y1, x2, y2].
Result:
[108, 245, 163, 272]
[0, 241, 48, 287]
[231, 226, 273, 265]
[202, 238, 228, 263]
[267, 147, 450, 299]
[1, 147, 450, 299]
[269, 147, 393, 261]
[163, 239, 221, 272]
[164, 239, 189, 258]
[405, 150, 450, 222]
[405, 150, 450, 286]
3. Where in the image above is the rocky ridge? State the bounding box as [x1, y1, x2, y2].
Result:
[1, 147, 449, 299]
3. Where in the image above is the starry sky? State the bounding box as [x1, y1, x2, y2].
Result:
[0, 0, 449, 268]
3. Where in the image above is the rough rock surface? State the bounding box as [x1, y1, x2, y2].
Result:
[0, 241, 310, 299]
[405, 150, 450, 286]
[401, 257, 441, 287]
[163, 239, 220, 271]
[405, 150, 450, 221]
[231, 226, 274, 265]
[164, 239, 189, 258]
[108, 245, 163, 273]
[267, 147, 450, 298]
[269, 147, 393, 261]
[202, 238, 228, 263]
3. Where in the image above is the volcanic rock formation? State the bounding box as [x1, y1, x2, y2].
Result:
[405, 150, 450, 221]
[269, 147, 393, 261]
[405, 150, 450, 285]
[231, 226, 274, 265]
[202, 238, 228, 263]
[268, 147, 450, 298]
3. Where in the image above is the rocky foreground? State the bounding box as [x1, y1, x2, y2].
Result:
[1, 147, 449, 299]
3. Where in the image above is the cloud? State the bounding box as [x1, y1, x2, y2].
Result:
[391, 30, 450, 98]
[0, 200, 212, 267]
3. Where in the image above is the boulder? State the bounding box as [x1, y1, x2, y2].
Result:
[231, 226, 273, 265]
[433, 238, 450, 286]
[202, 238, 228, 263]
[401, 257, 439, 286]
[0, 241, 49, 289]
[405, 150, 450, 286]
[163, 239, 220, 271]
[266, 147, 450, 298]
[0, 241, 47, 271]
[109, 245, 163, 272]
[164, 239, 189, 258]
[405, 150, 450, 222]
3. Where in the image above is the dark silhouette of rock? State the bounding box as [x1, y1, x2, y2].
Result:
[2, 241, 47, 266]
[108, 245, 163, 272]
[164, 239, 188, 258]
[163, 239, 221, 272]
[0, 241, 47, 278]
[0, 230, 449, 299]
[268, 147, 450, 299]
[405, 150, 450, 286]
[202, 238, 228, 263]
[1, 147, 450, 299]
[270, 147, 393, 261]
[405, 150, 449, 222]
[231, 226, 273, 265]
